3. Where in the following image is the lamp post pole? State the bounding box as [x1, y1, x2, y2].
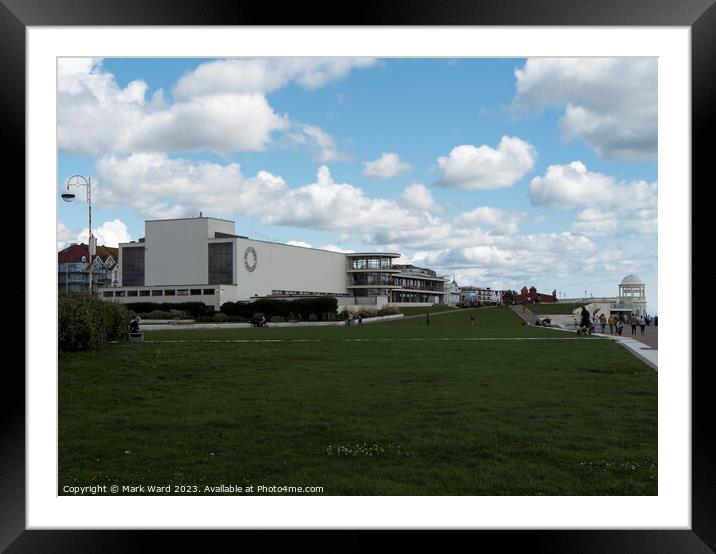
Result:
[62, 175, 94, 293]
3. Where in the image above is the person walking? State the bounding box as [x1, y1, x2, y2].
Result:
[615, 319, 623, 336]
[630, 314, 638, 335]
[608, 315, 614, 335]
[654, 315, 658, 328]
[358, 313, 363, 326]
[470, 313, 475, 326]
[599, 313, 607, 334]
[639, 315, 646, 335]
[426, 312, 431, 326]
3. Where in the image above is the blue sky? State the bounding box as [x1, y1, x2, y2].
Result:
[58, 57, 658, 311]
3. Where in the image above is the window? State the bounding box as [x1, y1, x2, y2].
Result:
[127, 290, 138, 297]
[103, 291, 114, 298]
[177, 289, 189, 296]
[164, 289, 176, 296]
[116, 290, 126, 297]
[122, 247, 145, 286]
[208, 242, 233, 285]
[151, 290, 163, 296]
[139, 290, 150, 296]
[190, 289, 202, 296]
[203, 289, 215, 295]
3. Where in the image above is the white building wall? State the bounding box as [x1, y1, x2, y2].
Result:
[144, 218, 234, 286]
[232, 238, 349, 301]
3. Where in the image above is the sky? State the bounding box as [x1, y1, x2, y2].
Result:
[57, 57, 658, 312]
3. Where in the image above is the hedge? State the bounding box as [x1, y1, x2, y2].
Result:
[125, 302, 208, 318]
[220, 297, 338, 321]
[59, 292, 132, 352]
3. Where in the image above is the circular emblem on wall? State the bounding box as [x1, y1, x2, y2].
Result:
[244, 246, 257, 272]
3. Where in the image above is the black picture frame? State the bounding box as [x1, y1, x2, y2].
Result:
[5, 0, 712, 551]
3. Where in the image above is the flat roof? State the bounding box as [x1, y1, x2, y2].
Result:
[145, 216, 236, 224]
[345, 252, 401, 258]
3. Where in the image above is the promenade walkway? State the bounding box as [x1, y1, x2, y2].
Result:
[510, 304, 657, 370]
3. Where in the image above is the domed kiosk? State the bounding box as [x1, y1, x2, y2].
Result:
[617, 275, 647, 316]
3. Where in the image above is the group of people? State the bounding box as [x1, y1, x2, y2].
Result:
[345, 313, 363, 326]
[577, 308, 657, 336]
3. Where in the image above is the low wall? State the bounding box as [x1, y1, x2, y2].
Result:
[142, 313, 404, 331]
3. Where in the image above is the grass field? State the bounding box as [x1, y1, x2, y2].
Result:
[528, 302, 587, 315]
[59, 307, 657, 495]
[397, 305, 459, 316]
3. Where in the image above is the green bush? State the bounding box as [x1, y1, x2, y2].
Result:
[221, 297, 338, 321]
[59, 293, 131, 352]
[307, 313, 318, 321]
[125, 302, 207, 318]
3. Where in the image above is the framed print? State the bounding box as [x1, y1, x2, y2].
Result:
[5, 0, 713, 551]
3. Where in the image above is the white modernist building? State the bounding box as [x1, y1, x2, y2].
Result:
[105, 216, 447, 310]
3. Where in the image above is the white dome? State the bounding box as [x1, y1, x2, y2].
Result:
[620, 274, 643, 285]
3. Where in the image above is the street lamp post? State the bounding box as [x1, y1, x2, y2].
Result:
[61, 175, 94, 293]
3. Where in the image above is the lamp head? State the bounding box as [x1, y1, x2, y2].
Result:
[61, 184, 76, 202]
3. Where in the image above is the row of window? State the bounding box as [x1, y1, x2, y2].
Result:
[104, 288, 216, 298]
[350, 257, 394, 270]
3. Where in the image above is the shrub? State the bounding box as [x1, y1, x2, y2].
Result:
[271, 315, 285, 323]
[221, 297, 338, 321]
[378, 306, 400, 316]
[307, 313, 318, 321]
[143, 310, 173, 319]
[59, 293, 131, 352]
[358, 307, 378, 319]
[125, 302, 207, 318]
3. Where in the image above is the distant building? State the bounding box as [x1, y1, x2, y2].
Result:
[502, 286, 557, 304]
[444, 278, 461, 305]
[557, 275, 648, 318]
[390, 265, 449, 305]
[58, 243, 118, 293]
[459, 286, 500, 305]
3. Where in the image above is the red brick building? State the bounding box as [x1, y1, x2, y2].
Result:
[502, 286, 557, 304]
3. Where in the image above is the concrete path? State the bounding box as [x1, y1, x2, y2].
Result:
[141, 313, 403, 331]
[509, 305, 657, 370]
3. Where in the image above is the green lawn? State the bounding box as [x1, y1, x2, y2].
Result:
[528, 302, 587, 315]
[397, 304, 460, 316]
[59, 307, 657, 495]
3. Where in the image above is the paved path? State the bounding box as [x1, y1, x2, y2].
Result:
[510, 305, 657, 370]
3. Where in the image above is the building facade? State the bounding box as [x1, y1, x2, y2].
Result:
[560, 275, 648, 317]
[502, 286, 557, 304]
[103, 217, 447, 310]
[459, 286, 501, 305]
[390, 265, 448, 305]
[58, 243, 118, 293]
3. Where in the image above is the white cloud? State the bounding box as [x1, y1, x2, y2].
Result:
[287, 125, 350, 163]
[287, 240, 312, 248]
[399, 183, 438, 211]
[95, 152, 285, 219]
[57, 221, 76, 250]
[453, 206, 525, 235]
[529, 161, 657, 211]
[435, 136, 536, 190]
[261, 166, 421, 231]
[363, 153, 413, 179]
[95, 155, 421, 233]
[512, 58, 657, 160]
[58, 58, 368, 158]
[571, 209, 620, 236]
[129, 94, 288, 154]
[320, 244, 354, 254]
[173, 58, 376, 98]
[76, 219, 132, 247]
